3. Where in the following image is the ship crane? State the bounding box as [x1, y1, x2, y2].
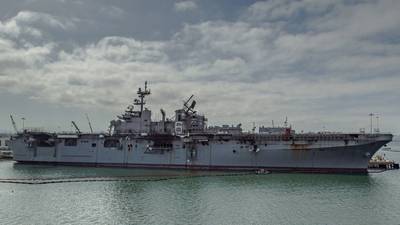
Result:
[10, 115, 18, 133]
[71, 121, 81, 134]
[86, 114, 94, 134]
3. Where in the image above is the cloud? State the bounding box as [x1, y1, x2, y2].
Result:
[1, 0, 400, 132]
[174, 1, 197, 12]
[99, 6, 125, 19]
[0, 11, 75, 40]
[244, 0, 337, 23]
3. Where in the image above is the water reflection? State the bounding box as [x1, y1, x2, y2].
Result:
[1, 160, 399, 225]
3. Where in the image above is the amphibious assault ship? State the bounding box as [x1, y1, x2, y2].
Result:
[9, 82, 393, 173]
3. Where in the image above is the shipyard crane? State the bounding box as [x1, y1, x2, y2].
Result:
[10, 115, 18, 133]
[71, 121, 81, 134]
[85, 114, 94, 133]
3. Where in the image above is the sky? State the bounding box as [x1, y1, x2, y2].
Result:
[0, 0, 399, 134]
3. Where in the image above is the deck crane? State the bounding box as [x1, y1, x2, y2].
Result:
[10, 115, 18, 133]
[85, 114, 94, 134]
[71, 121, 81, 134]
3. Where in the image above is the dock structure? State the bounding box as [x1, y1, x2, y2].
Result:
[0, 134, 12, 159]
[368, 155, 399, 170]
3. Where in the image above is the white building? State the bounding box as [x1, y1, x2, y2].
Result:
[0, 134, 11, 151]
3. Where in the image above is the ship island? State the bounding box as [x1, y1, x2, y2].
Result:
[9, 82, 393, 173]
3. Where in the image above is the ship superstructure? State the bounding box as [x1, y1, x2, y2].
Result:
[9, 82, 393, 173]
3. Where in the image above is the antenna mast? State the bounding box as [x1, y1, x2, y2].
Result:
[133, 81, 151, 116]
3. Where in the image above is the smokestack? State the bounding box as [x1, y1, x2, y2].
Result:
[160, 109, 166, 122]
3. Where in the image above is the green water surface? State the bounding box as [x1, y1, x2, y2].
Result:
[0, 144, 399, 225]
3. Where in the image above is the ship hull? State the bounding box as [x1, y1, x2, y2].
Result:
[14, 161, 368, 174]
[10, 133, 392, 174]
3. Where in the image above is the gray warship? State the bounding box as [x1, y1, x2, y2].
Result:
[9, 82, 393, 173]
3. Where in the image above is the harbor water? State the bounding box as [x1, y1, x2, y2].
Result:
[0, 142, 399, 225]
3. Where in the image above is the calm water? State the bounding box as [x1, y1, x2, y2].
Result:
[1, 143, 399, 225]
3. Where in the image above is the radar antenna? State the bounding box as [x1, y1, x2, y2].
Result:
[183, 95, 196, 113]
[126, 105, 134, 113]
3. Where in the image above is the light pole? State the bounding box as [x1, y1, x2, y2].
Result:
[21, 117, 26, 130]
[376, 114, 379, 133]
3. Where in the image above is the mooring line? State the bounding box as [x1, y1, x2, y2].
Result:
[0, 172, 259, 185]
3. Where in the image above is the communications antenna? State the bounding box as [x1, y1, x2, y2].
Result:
[183, 95, 196, 114]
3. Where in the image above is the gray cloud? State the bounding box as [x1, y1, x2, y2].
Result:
[174, 1, 198, 12]
[0, 0, 399, 133]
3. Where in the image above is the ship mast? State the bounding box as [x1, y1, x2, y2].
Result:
[133, 81, 151, 116]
